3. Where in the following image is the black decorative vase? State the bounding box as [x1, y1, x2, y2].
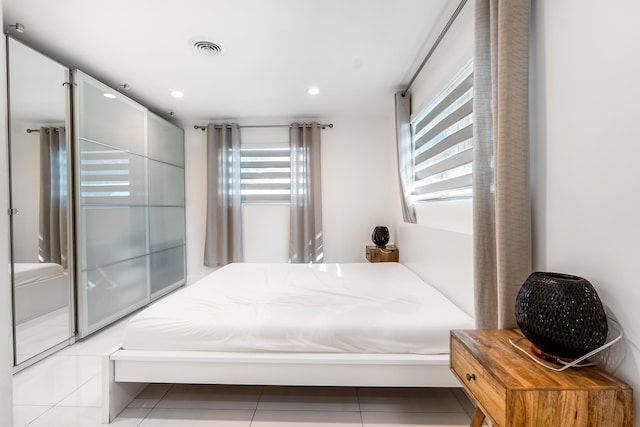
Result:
[515, 272, 608, 361]
[371, 226, 390, 248]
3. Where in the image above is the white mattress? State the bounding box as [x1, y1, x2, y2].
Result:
[123, 263, 474, 355]
[14, 262, 66, 288]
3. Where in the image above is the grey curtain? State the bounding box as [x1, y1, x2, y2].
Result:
[204, 123, 244, 266]
[394, 92, 417, 224]
[289, 122, 323, 263]
[39, 127, 67, 268]
[473, 0, 532, 328]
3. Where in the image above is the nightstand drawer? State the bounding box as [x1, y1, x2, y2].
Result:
[451, 335, 506, 427]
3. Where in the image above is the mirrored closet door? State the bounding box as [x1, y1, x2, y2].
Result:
[6, 37, 75, 366]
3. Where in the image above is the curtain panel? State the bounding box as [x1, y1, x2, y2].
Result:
[394, 92, 417, 224]
[289, 122, 324, 263]
[204, 123, 244, 267]
[473, 0, 532, 329]
[39, 127, 68, 268]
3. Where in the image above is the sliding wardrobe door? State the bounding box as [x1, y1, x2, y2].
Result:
[74, 71, 149, 336]
[148, 113, 186, 297]
[74, 72, 186, 337]
[6, 37, 75, 366]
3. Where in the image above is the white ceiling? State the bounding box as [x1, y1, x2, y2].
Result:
[3, 0, 456, 127]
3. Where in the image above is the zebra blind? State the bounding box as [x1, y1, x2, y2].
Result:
[411, 63, 473, 202]
[240, 142, 290, 203]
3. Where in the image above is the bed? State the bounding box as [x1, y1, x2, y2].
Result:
[13, 262, 69, 324]
[102, 224, 475, 422]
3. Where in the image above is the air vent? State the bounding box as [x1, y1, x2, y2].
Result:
[193, 41, 223, 56]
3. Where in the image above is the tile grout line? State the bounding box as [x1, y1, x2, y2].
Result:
[248, 385, 266, 426]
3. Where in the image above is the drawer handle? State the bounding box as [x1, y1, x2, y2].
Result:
[466, 373, 476, 382]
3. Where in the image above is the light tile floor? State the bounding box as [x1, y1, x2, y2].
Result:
[13, 319, 477, 426]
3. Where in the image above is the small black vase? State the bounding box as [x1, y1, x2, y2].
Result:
[371, 226, 390, 248]
[515, 272, 608, 360]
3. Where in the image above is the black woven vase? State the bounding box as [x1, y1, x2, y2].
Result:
[371, 226, 390, 247]
[515, 272, 608, 360]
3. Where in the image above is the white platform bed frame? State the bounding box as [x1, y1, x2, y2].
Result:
[102, 224, 474, 423]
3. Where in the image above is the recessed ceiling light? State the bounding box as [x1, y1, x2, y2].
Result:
[171, 90, 184, 98]
[103, 93, 116, 99]
[307, 87, 320, 96]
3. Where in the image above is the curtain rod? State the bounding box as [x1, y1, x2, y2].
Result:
[194, 123, 333, 131]
[402, 0, 468, 97]
[26, 128, 63, 133]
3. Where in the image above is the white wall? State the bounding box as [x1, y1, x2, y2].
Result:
[183, 114, 399, 279]
[403, 0, 474, 233]
[531, 0, 640, 422]
[0, 1, 15, 424]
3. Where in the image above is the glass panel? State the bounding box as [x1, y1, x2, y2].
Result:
[79, 139, 147, 205]
[7, 37, 75, 366]
[150, 246, 185, 295]
[80, 206, 147, 269]
[148, 160, 184, 206]
[85, 256, 148, 329]
[76, 71, 146, 156]
[149, 207, 186, 252]
[148, 112, 184, 166]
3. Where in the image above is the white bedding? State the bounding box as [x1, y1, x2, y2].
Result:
[14, 262, 66, 288]
[124, 263, 473, 355]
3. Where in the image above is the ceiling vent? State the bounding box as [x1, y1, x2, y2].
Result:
[193, 41, 223, 56]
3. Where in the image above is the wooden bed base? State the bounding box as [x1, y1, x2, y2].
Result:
[102, 348, 458, 423]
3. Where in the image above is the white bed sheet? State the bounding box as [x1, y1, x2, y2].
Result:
[123, 262, 474, 355]
[13, 262, 65, 288]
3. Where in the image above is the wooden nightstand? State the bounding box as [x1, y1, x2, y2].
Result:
[365, 245, 399, 262]
[450, 329, 633, 427]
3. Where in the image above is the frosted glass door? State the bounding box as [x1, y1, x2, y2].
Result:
[74, 71, 149, 336]
[147, 113, 186, 297]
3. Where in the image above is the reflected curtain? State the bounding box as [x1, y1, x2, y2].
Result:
[394, 91, 417, 223]
[473, 0, 531, 328]
[39, 127, 68, 268]
[289, 122, 323, 263]
[204, 123, 244, 266]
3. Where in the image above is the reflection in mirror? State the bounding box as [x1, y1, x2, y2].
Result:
[7, 37, 74, 366]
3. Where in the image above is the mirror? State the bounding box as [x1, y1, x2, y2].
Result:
[7, 37, 74, 366]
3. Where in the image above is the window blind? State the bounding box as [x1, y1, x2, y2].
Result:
[240, 144, 290, 203]
[411, 63, 473, 201]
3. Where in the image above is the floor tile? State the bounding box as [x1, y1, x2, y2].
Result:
[140, 408, 254, 426]
[258, 386, 359, 411]
[156, 384, 263, 410]
[451, 387, 476, 415]
[12, 354, 100, 405]
[128, 383, 173, 409]
[252, 410, 362, 427]
[357, 387, 466, 413]
[12, 405, 51, 427]
[26, 406, 147, 427]
[361, 411, 471, 427]
[57, 375, 102, 407]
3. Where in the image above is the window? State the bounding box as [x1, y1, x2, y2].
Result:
[240, 142, 290, 203]
[411, 62, 473, 202]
